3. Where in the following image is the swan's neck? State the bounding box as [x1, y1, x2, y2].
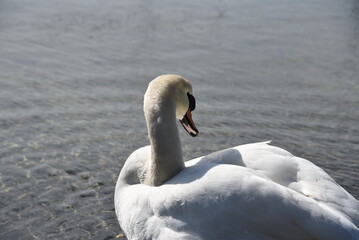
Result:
[143, 91, 185, 186]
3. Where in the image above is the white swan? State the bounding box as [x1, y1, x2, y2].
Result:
[115, 75, 359, 240]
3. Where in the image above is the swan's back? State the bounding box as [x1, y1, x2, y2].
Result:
[116, 142, 359, 240]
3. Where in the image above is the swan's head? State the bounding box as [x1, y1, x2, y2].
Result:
[145, 74, 199, 137]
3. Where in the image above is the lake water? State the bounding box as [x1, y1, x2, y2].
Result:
[1, 0, 358, 239]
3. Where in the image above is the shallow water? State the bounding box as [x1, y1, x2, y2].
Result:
[1, 0, 358, 239]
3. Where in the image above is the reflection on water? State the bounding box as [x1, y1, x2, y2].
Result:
[0, 0, 358, 239]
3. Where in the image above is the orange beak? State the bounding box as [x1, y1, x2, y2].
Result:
[179, 109, 198, 137]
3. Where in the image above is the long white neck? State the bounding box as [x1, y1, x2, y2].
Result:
[143, 84, 185, 186]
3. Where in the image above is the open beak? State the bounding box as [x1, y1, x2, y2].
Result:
[179, 109, 198, 137]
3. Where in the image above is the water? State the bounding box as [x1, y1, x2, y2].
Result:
[1, 0, 358, 239]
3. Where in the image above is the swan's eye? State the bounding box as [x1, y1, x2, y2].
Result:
[187, 93, 196, 111]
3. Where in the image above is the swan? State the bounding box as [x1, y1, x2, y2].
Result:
[114, 74, 359, 240]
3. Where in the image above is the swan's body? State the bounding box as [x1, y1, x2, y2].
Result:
[115, 75, 359, 240]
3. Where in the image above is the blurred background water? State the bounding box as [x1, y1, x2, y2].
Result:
[0, 0, 358, 239]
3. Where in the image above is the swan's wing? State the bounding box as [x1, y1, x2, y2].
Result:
[186, 142, 359, 226]
[235, 142, 359, 226]
[116, 164, 359, 240]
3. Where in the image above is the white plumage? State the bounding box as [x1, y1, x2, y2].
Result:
[115, 75, 359, 240]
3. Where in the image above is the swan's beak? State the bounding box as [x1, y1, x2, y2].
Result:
[180, 109, 198, 137]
